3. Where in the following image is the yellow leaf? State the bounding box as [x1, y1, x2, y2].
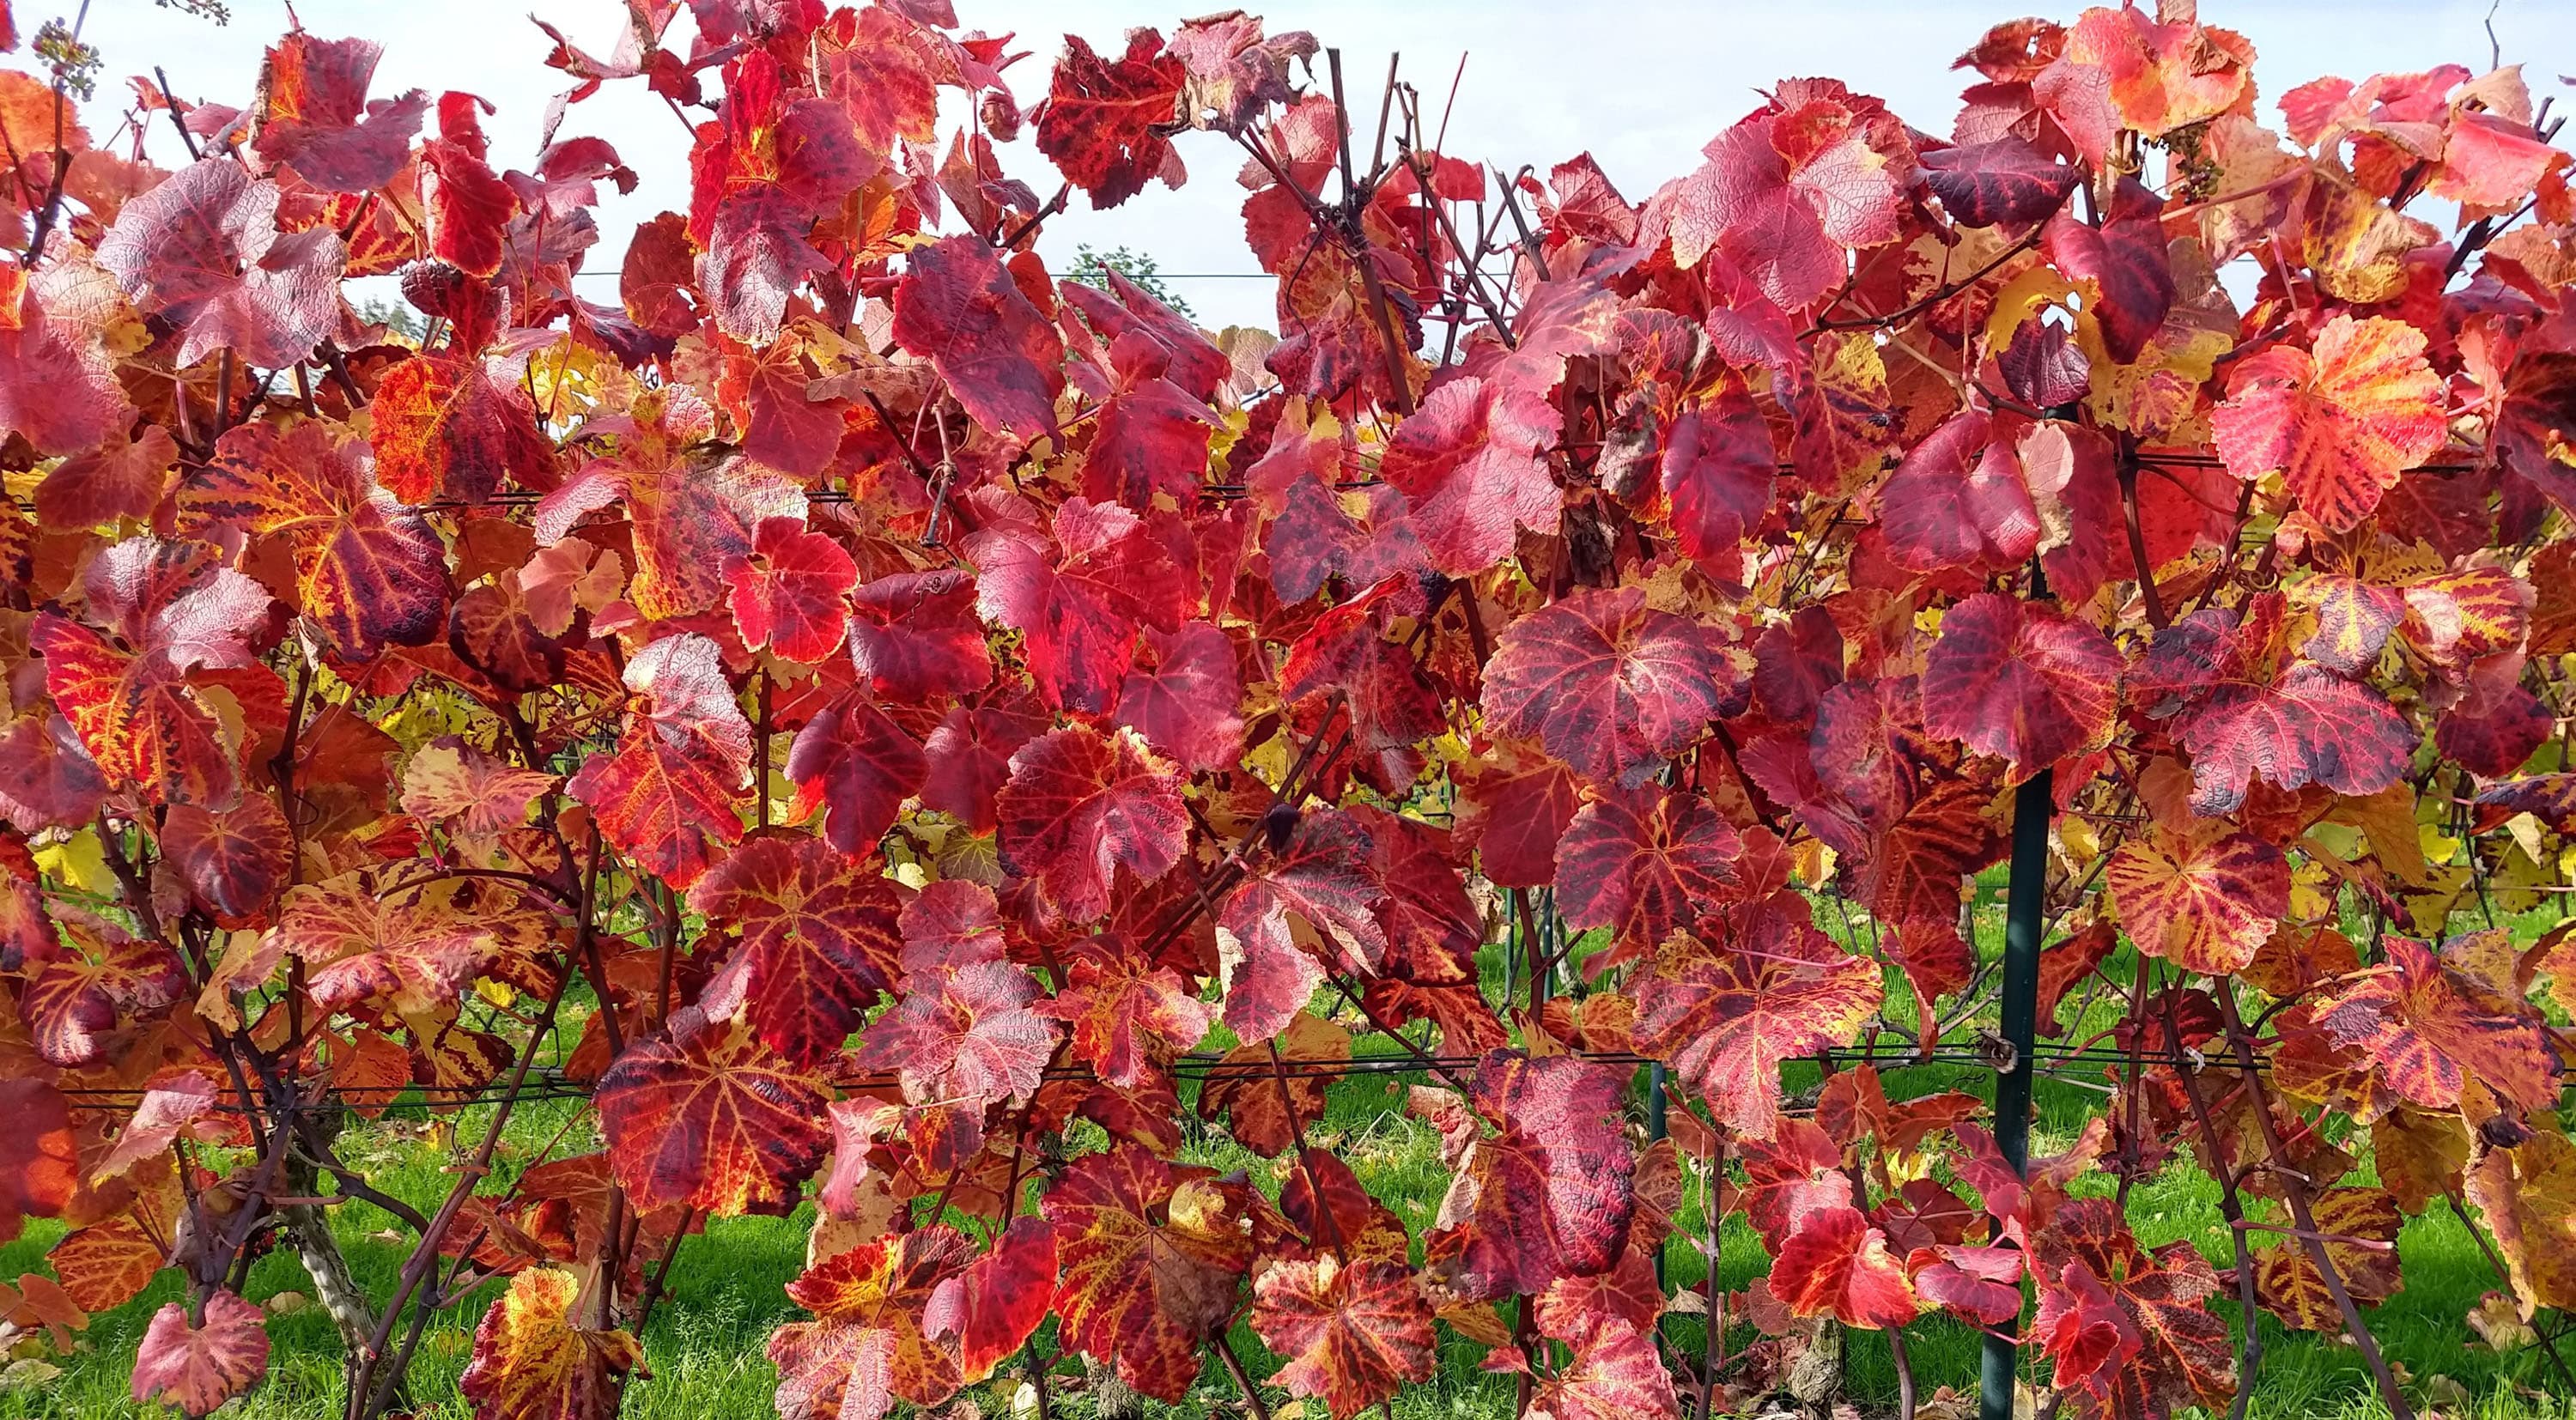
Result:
[33, 829, 114, 896]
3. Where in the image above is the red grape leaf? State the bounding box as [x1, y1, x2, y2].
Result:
[848, 571, 993, 705]
[1280, 1147, 1412, 1267]
[771, 1227, 973, 1420]
[1533, 1243, 1662, 1344]
[0, 1079, 78, 1243]
[996, 725, 1188, 925]
[1919, 592, 2122, 768]
[1378, 374, 1563, 577]
[817, 5, 940, 158]
[1196, 1010, 1349, 1156]
[1042, 1145, 1253, 1400]
[785, 695, 927, 858]
[2397, 566, 2532, 677]
[2314, 936, 2556, 1112]
[37, 562, 268, 805]
[96, 157, 344, 367]
[1167, 14, 1315, 137]
[1352, 804, 1479, 985]
[2031, 1255, 2142, 1399]
[1115, 622, 1243, 773]
[1072, 331, 1221, 509]
[537, 405, 804, 620]
[369, 353, 551, 507]
[925, 1216, 1059, 1385]
[273, 867, 547, 1016]
[131, 1290, 270, 1417]
[161, 796, 292, 922]
[1878, 412, 2042, 573]
[92, 1074, 218, 1181]
[459, 1265, 644, 1420]
[1907, 1243, 2025, 1326]
[1222, 804, 1386, 986]
[1768, 1205, 1918, 1329]
[726, 517, 859, 664]
[1662, 92, 1905, 308]
[422, 94, 519, 279]
[49, 1217, 164, 1314]
[966, 499, 1189, 713]
[1040, 940, 1213, 1089]
[1253, 1255, 1437, 1420]
[724, 331, 845, 479]
[2104, 822, 2287, 975]
[1454, 740, 1582, 889]
[1060, 270, 1229, 402]
[2301, 573, 2404, 674]
[35, 425, 179, 532]
[1631, 907, 1882, 1138]
[22, 929, 189, 1067]
[2000, 318, 2092, 409]
[1482, 586, 1743, 788]
[400, 737, 557, 841]
[1425, 1051, 1637, 1302]
[1276, 582, 1443, 754]
[893, 234, 1067, 444]
[2038, 176, 2172, 364]
[1554, 786, 1741, 959]
[2437, 685, 2552, 778]
[595, 1007, 833, 1216]
[689, 835, 902, 1069]
[2209, 314, 2446, 533]
[1657, 383, 1777, 567]
[1036, 30, 1185, 209]
[854, 945, 1057, 1110]
[185, 421, 447, 658]
[568, 634, 750, 890]
[2056, 6, 2252, 143]
[921, 705, 1041, 834]
[1736, 1118, 1854, 1250]
[1921, 136, 2076, 227]
[251, 33, 428, 193]
[2031, 1199, 2234, 1420]
[2130, 592, 2415, 815]
[1523, 1320, 1678, 1420]
[0, 270, 135, 459]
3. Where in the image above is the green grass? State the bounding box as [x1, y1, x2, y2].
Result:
[5, 889, 2568, 1419]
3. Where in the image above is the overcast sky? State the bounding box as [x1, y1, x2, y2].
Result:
[67, 0, 2576, 331]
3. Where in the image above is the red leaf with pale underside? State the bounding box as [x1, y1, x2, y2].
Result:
[97, 157, 343, 368]
[132, 1290, 269, 1417]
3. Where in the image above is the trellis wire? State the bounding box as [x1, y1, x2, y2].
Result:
[46, 1037, 2292, 1113]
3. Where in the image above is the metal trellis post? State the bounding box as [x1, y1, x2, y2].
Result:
[1979, 559, 2055, 1420]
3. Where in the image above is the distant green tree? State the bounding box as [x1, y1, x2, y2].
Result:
[1062, 243, 1194, 319]
[357, 297, 427, 343]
